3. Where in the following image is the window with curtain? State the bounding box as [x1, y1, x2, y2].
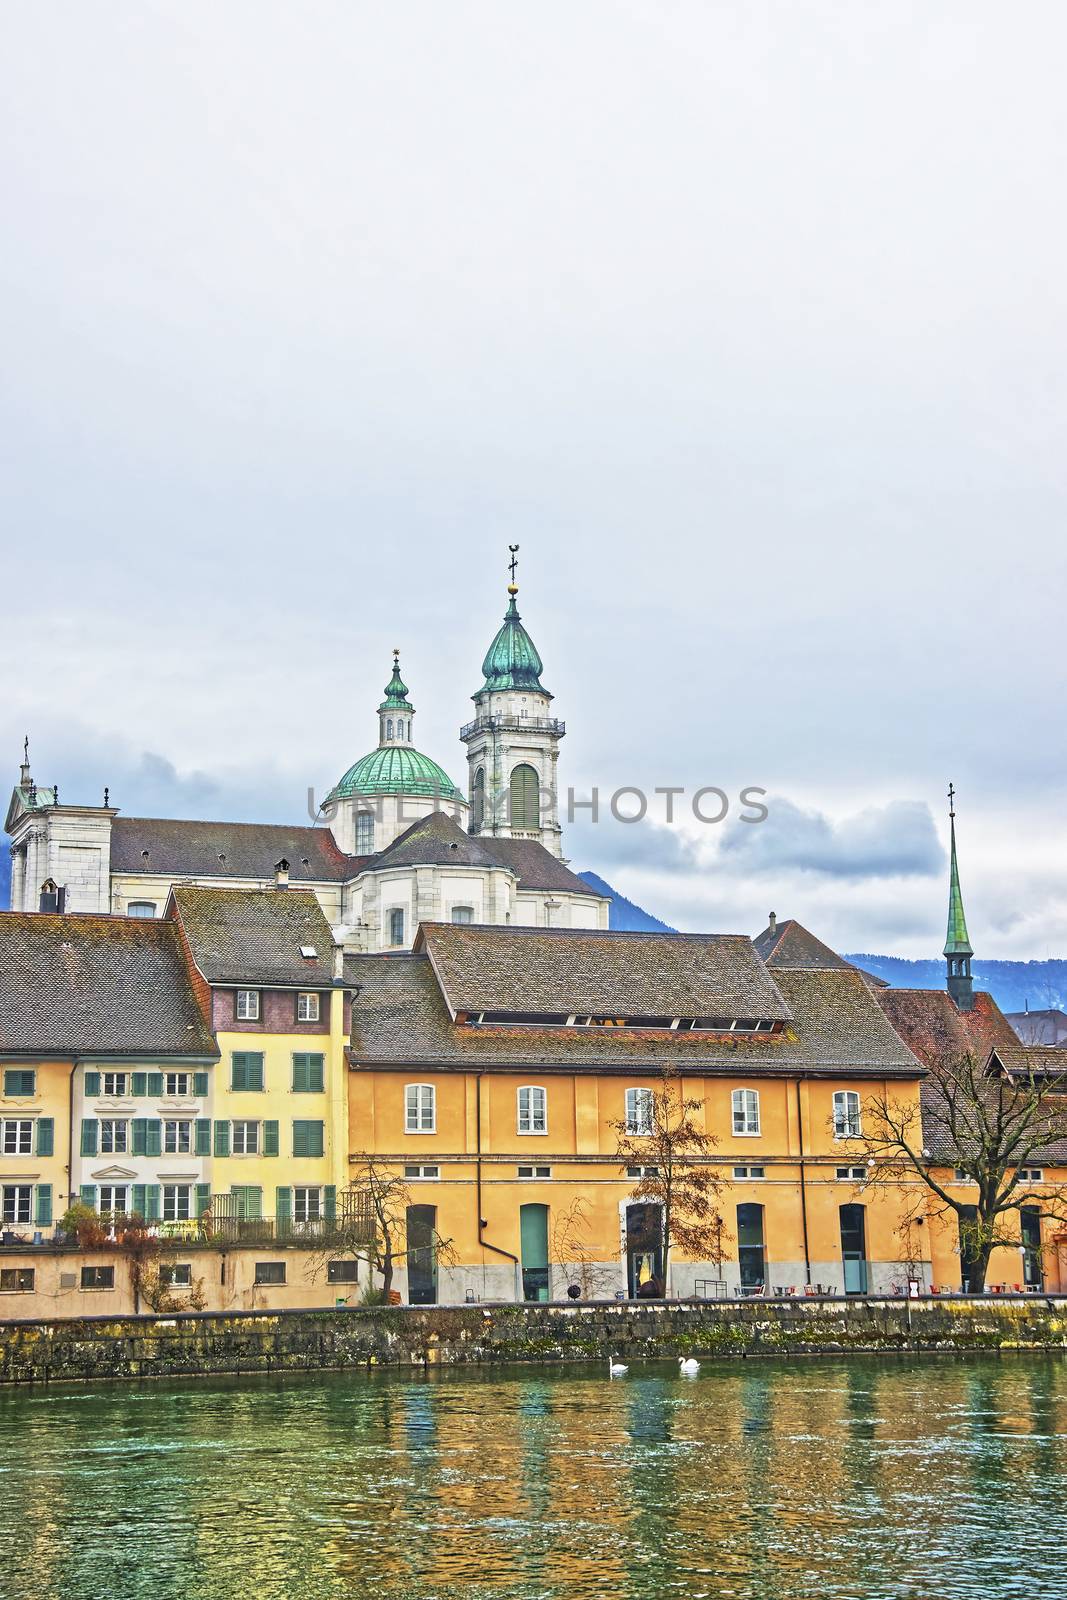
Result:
[625, 1087, 654, 1135]
[509, 764, 540, 830]
[405, 1083, 436, 1133]
[833, 1091, 862, 1139]
[732, 1089, 761, 1136]
[517, 1086, 547, 1135]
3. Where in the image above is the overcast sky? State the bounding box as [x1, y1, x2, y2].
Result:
[2, 3, 1065, 957]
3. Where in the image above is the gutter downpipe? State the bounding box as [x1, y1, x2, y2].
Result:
[796, 1078, 812, 1287]
[67, 1058, 80, 1216]
[476, 1074, 519, 1299]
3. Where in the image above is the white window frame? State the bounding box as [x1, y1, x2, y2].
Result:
[517, 1085, 548, 1136]
[232, 1120, 260, 1156]
[733, 1165, 766, 1180]
[102, 1072, 127, 1097]
[625, 1164, 659, 1178]
[162, 1184, 192, 1223]
[836, 1165, 867, 1181]
[1, 1120, 32, 1156]
[126, 901, 157, 918]
[297, 992, 320, 1023]
[405, 1083, 436, 1134]
[2, 1185, 32, 1224]
[403, 1165, 441, 1181]
[293, 1185, 323, 1223]
[164, 1072, 191, 1098]
[732, 1088, 761, 1137]
[451, 906, 475, 925]
[517, 1165, 551, 1179]
[1019, 1168, 1044, 1183]
[163, 1119, 192, 1155]
[236, 990, 260, 1021]
[98, 1184, 128, 1217]
[625, 1087, 654, 1136]
[160, 1262, 192, 1288]
[100, 1119, 129, 1155]
[833, 1091, 862, 1140]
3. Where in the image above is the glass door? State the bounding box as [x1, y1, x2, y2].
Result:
[736, 1203, 766, 1292]
[626, 1204, 663, 1297]
[839, 1203, 868, 1294]
[406, 1204, 438, 1304]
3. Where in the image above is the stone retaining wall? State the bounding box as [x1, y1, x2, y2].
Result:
[1, 1296, 1065, 1385]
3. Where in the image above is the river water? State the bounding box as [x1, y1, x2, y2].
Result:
[0, 1356, 1063, 1600]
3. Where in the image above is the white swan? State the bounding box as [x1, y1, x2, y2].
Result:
[678, 1357, 700, 1375]
[609, 1356, 629, 1377]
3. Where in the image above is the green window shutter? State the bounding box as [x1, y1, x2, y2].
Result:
[132, 1072, 147, 1096]
[310, 1121, 324, 1158]
[324, 1185, 336, 1224]
[292, 1054, 308, 1093]
[145, 1120, 162, 1157]
[147, 1072, 164, 1096]
[309, 1055, 324, 1092]
[132, 1119, 148, 1156]
[195, 1182, 211, 1218]
[263, 1120, 279, 1157]
[231, 1053, 247, 1091]
[84, 1071, 101, 1096]
[214, 1120, 230, 1157]
[131, 1184, 147, 1219]
[292, 1120, 308, 1159]
[4, 1069, 35, 1096]
[35, 1185, 52, 1228]
[275, 1187, 292, 1227]
[249, 1054, 264, 1091]
[195, 1119, 211, 1157]
[143, 1185, 161, 1223]
[80, 1184, 96, 1208]
[81, 1119, 98, 1157]
[194, 1071, 209, 1097]
[36, 1117, 54, 1157]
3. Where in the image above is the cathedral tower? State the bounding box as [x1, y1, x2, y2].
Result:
[460, 550, 565, 858]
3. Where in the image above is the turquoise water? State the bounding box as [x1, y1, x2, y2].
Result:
[0, 1357, 1064, 1599]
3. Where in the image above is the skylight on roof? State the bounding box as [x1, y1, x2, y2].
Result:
[300, 945, 318, 959]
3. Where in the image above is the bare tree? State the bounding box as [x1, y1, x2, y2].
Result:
[310, 1155, 456, 1303]
[550, 1195, 618, 1299]
[857, 1049, 1067, 1292]
[610, 1068, 727, 1297]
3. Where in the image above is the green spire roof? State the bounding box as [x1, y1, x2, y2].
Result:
[378, 651, 413, 713]
[478, 589, 550, 696]
[944, 810, 973, 957]
[327, 746, 462, 804]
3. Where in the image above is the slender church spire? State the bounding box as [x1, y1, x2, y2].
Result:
[377, 649, 416, 746]
[944, 783, 975, 1011]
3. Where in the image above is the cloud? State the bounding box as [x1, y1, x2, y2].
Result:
[568, 813, 700, 873]
[717, 797, 945, 880]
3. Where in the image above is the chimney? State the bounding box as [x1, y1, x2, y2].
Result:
[274, 858, 290, 890]
[768, 912, 777, 935]
[333, 942, 345, 981]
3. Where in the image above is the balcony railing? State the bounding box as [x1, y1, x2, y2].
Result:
[459, 715, 566, 740]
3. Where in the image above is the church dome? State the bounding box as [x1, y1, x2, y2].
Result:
[478, 592, 550, 695]
[327, 746, 463, 803]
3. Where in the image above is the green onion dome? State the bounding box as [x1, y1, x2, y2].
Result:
[478, 590, 550, 695]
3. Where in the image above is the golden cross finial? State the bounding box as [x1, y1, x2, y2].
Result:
[508, 543, 519, 585]
[948, 782, 956, 819]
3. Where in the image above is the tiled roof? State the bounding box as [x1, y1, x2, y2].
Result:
[752, 918, 888, 988]
[170, 885, 337, 988]
[0, 913, 217, 1057]
[876, 988, 1067, 1164]
[367, 812, 603, 898]
[111, 817, 359, 884]
[345, 947, 921, 1077]
[417, 923, 793, 1020]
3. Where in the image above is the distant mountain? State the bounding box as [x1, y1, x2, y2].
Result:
[845, 955, 1067, 1015]
[579, 872, 676, 933]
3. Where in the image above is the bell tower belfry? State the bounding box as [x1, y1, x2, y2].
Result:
[460, 548, 565, 858]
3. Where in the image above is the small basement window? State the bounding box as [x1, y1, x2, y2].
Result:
[626, 1165, 659, 1179]
[1019, 1168, 1044, 1183]
[733, 1166, 766, 1180]
[404, 1165, 440, 1180]
[517, 1165, 551, 1179]
[836, 1166, 867, 1181]
[81, 1266, 115, 1290]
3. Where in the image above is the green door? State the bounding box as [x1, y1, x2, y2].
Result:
[520, 1203, 550, 1302]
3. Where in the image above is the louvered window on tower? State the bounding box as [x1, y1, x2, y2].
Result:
[509, 764, 540, 830]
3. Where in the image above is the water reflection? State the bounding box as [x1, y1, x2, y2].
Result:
[0, 1358, 1065, 1599]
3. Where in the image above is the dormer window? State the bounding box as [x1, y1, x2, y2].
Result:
[236, 990, 260, 1021]
[300, 945, 318, 960]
